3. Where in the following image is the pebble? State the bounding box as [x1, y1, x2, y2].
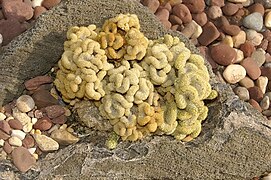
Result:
[12, 107, 31, 126]
[181, 20, 202, 39]
[24, 76, 53, 91]
[8, 119, 23, 130]
[260, 96, 270, 110]
[222, 64, 246, 84]
[31, 89, 58, 108]
[33, 134, 59, 152]
[240, 57, 261, 80]
[248, 86, 264, 102]
[12, 147, 36, 173]
[0, 120, 11, 134]
[33, 116, 52, 131]
[210, 43, 237, 65]
[242, 0, 254, 7]
[232, 30, 246, 48]
[169, 15, 183, 25]
[141, 0, 160, 13]
[0, 129, 10, 140]
[240, 41, 256, 58]
[2, 0, 34, 22]
[222, 35, 234, 47]
[51, 114, 67, 124]
[3, 141, 13, 154]
[31, 0, 44, 8]
[261, 66, 271, 80]
[262, 110, 271, 116]
[242, 12, 263, 31]
[32, 117, 38, 125]
[234, 86, 250, 101]
[222, 24, 241, 36]
[256, 0, 271, 8]
[9, 136, 23, 147]
[28, 147, 36, 154]
[246, 29, 263, 46]
[155, 8, 170, 21]
[265, 11, 271, 28]
[198, 21, 220, 46]
[22, 122, 33, 133]
[222, 3, 240, 16]
[207, 6, 222, 20]
[183, 0, 205, 13]
[228, 0, 248, 2]
[22, 135, 35, 149]
[256, 76, 268, 94]
[192, 12, 207, 26]
[206, 0, 225, 7]
[42, 0, 61, 9]
[50, 129, 79, 145]
[248, 3, 265, 15]
[0, 113, 6, 121]
[44, 105, 65, 119]
[0, 139, 4, 147]
[34, 110, 44, 119]
[11, 130, 26, 140]
[251, 48, 266, 67]
[172, 4, 192, 24]
[16, 95, 35, 113]
[234, 48, 244, 63]
[33, 6, 47, 20]
[248, 99, 262, 112]
[0, 34, 3, 45]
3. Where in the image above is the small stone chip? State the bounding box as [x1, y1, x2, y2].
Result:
[33, 134, 59, 152]
[50, 129, 79, 145]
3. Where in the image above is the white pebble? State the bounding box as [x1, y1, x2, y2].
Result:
[9, 136, 23, 147]
[0, 112, 6, 121]
[11, 130, 26, 140]
[223, 64, 246, 84]
[16, 95, 35, 113]
[28, 147, 36, 154]
[5, 117, 14, 121]
[31, 117, 38, 125]
[23, 122, 33, 133]
[12, 107, 31, 125]
[0, 139, 4, 146]
[256, 76, 268, 94]
[31, 0, 44, 8]
[265, 11, 271, 28]
[234, 48, 244, 63]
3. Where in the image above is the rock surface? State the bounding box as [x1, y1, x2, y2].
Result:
[0, 0, 271, 179]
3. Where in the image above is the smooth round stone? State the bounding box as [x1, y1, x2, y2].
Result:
[9, 136, 23, 147]
[260, 96, 270, 110]
[16, 95, 35, 113]
[8, 119, 23, 130]
[11, 130, 26, 140]
[262, 110, 271, 116]
[265, 11, 271, 28]
[141, 0, 160, 13]
[12, 146, 36, 173]
[222, 35, 233, 47]
[265, 92, 271, 100]
[251, 48, 266, 67]
[232, 30, 246, 48]
[242, 0, 254, 7]
[50, 129, 79, 146]
[234, 86, 250, 101]
[207, 5, 222, 20]
[248, 86, 264, 102]
[223, 64, 246, 84]
[256, 76, 268, 94]
[240, 57, 261, 80]
[246, 29, 263, 46]
[0, 112, 6, 121]
[234, 48, 244, 63]
[22, 122, 33, 133]
[248, 99, 262, 112]
[210, 43, 237, 65]
[240, 41, 255, 57]
[33, 134, 59, 152]
[242, 12, 263, 31]
[12, 107, 31, 126]
[22, 135, 35, 149]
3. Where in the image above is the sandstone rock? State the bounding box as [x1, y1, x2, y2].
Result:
[169, 15, 182, 25]
[234, 48, 244, 63]
[261, 66, 271, 80]
[222, 35, 233, 47]
[198, 22, 220, 46]
[181, 20, 202, 39]
[206, 0, 225, 7]
[222, 24, 241, 36]
[228, 0, 248, 2]
[155, 8, 170, 21]
[51, 114, 67, 124]
[172, 4, 192, 24]
[262, 30, 271, 41]
[12, 146, 36, 173]
[50, 129, 79, 145]
[33, 116, 52, 131]
[33, 134, 59, 152]
[240, 57, 261, 80]
[8, 119, 23, 130]
[16, 95, 35, 113]
[141, 0, 160, 13]
[265, 11, 271, 28]
[258, 39, 268, 51]
[210, 44, 237, 65]
[0, 129, 10, 140]
[31, 0, 43, 8]
[223, 64, 246, 84]
[22, 122, 33, 133]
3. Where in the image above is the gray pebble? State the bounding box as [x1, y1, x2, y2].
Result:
[255, 0, 271, 8]
[243, 12, 263, 32]
[234, 86, 250, 101]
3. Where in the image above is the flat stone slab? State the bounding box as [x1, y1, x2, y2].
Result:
[0, 0, 271, 179]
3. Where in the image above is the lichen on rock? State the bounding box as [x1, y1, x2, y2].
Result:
[54, 13, 218, 147]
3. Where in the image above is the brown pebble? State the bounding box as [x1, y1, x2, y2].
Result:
[22, 134, 35, 149]
[12, 146, 36, 173]
[141, 0, 160, 13]
[206, 0, 225, 7]
[8, 119, 23, 130]
[222, 3, 239, 16]
[33, 116, 53, 131]
[42, 0, 61, 9]
[198, 21, 220, 46]
[155, 8, 170, 21]
[34, 109, 44, 119]
[3, 141, 13, 154]
[248, 86, 264, 102]
[210, 44, 237, 66]
[266, 41, 271, 54]
[192, 12, 207, 26]
[0, 129, 10, 140]
[258, 39, 268, 51]
[0, 120, 11, 134]
[172, 3, 192, 24]
[33, 6, 47, 19]
[261, 66, 271, 80]
[169, 14, 182, 25]
[215, 16, 229, 28]
[24, 75, 52, 91]
[31, 89, 58, 109]
[44, 105, 65, 119]
[161, 2, 172, 12]
[171, 24, 179, 31]
[248, 3, 265, 16]
[160, 19, 172, 29]
[240, 57, 261, 80]
[51, 114, 67, 125]
[248, 99, 262, 112]
[198, 46, 219, 69]
[182, 0, 205, 13]
[222, 24, 241, 36]
[262, 30, 271, 41]
[239, 41, 255, 57]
